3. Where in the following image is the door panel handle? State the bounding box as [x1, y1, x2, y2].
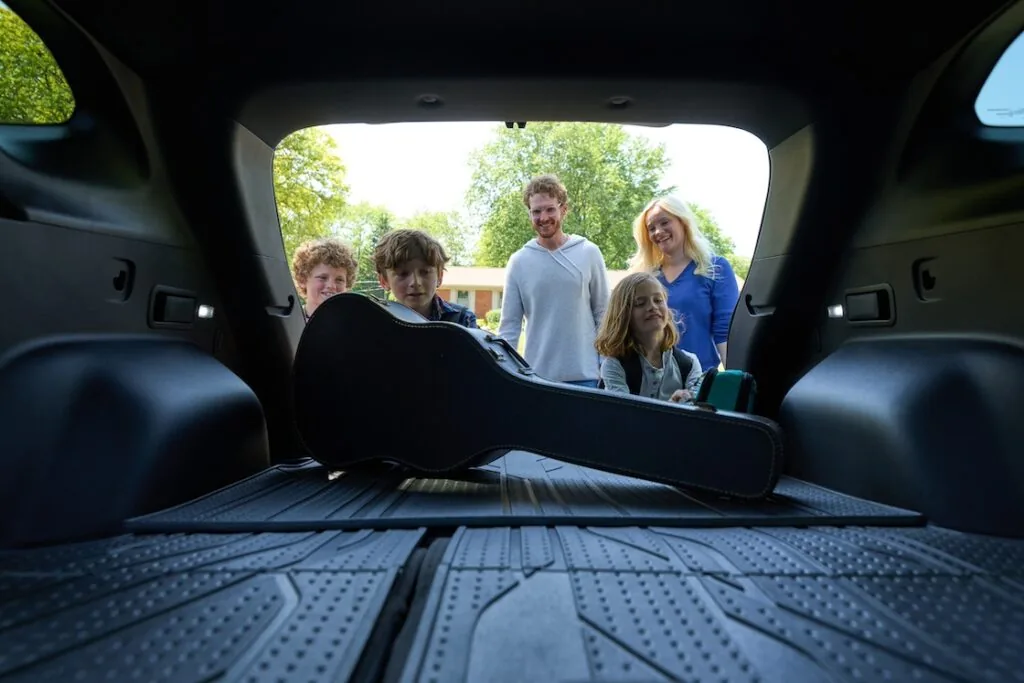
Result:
[266, 295, 296, 318]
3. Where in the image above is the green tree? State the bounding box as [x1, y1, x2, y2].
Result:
[334, 202, 395, 296]
[728, 254, 751, 280]
[401, 210, 471, 266]
[0, 6, 75, 123]
[468, 123, 673, 270]
[273, 127, 349, 259]
[690, 204, 736, 257]
[688, 203, 750, 280]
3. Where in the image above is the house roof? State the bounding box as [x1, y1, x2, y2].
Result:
[442, 267, 507, 289]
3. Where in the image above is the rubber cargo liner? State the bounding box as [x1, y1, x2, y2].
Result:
[1, 525, 1022, 682]
[127, 450, 923, 532]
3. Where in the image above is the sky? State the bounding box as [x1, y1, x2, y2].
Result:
[324, 122, 770, 258]
[974, 31, 1024, 126]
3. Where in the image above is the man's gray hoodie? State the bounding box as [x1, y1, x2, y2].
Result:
[497, 235, 610, 382]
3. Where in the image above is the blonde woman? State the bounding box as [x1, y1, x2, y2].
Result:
[628, 196, 739, 370]
[595, 272, 703, 402]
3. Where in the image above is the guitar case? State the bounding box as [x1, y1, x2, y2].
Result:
[292, 293, 784, 499]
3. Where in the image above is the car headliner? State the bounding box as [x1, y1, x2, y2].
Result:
[46, 0, 1016, 146]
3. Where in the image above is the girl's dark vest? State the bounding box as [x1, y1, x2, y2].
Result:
[599, 348, 693, 394]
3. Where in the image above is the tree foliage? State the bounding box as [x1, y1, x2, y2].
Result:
[690, 204, 736, 257]
[334, 202, 395, 296]
[401, 210, 471, 266]
[273, 127, 349, 259]
[0, 6, 75, 124]
[468, 123, 674, 270]
[688, 204, 750, 280]
[728, 254, 751, 280]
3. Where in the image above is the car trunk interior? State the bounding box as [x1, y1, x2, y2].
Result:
[0, 0, 1022, 680]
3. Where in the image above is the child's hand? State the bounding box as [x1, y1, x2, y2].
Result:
[669, 389, 693, 403]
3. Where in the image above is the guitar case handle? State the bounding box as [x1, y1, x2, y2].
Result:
[483, 334, 534, 375]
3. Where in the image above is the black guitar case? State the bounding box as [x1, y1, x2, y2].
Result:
[292, 293, 784, 499]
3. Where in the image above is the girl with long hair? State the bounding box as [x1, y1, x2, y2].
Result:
[595, 272, 702, 402]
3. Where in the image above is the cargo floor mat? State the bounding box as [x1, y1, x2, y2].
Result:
[0, 529, 425, 681]
[2, 525, 1022, 682]
[390, 525, 1024, 683]
[127, 451, 923, 533]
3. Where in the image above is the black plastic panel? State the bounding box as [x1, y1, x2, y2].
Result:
[0, 218, 226, 361]
[127, 452, 923, 533]
[0, 335, 270, 547]
[828, 221, 1024, 345]
[779, 337, 1024, 537]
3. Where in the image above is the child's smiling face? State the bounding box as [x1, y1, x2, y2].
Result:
[629, 279, 669, 337]
[303, 262, 349, 314]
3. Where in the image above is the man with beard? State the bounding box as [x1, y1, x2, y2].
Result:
[497, 174, 610, 387]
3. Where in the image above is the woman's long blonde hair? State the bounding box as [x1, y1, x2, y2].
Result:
[627, 195, 717, 278]
[595, 272, 680, 358]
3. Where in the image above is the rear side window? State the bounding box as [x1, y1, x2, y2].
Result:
[974, 31, 1023, 127]
[0, 1, 75, 124]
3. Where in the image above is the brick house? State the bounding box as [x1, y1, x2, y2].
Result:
[437, 267, 636, 321]
[436, 267, 509, 321]
[438, 266, 747, 322]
